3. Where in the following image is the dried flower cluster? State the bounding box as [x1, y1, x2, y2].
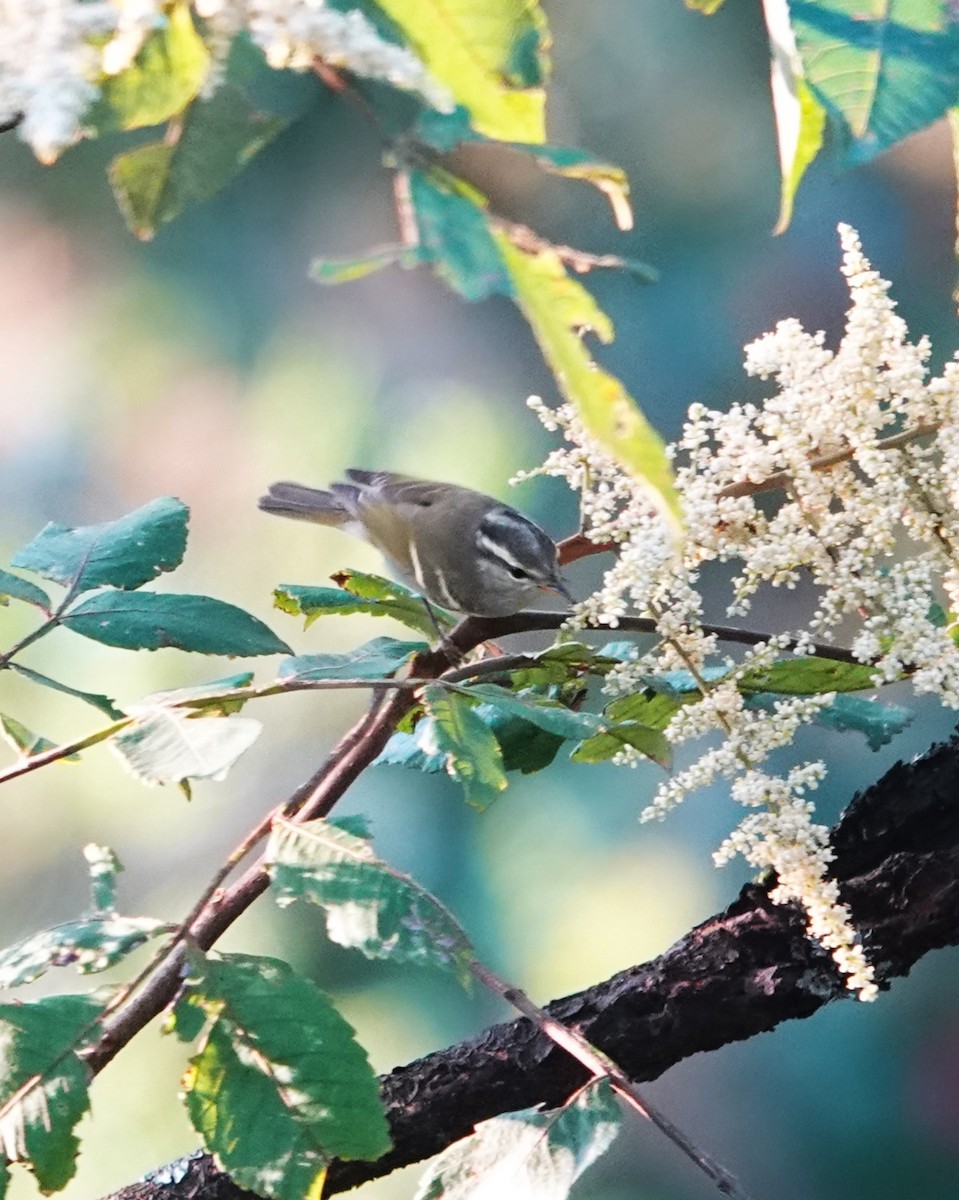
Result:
[523, 224, 959, 1000]
[0, 0, 451, 162]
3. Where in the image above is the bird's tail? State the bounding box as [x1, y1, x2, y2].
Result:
[258, 481, 351, 526]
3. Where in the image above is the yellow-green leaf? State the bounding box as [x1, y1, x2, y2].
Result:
[764, 0, 826, 233]
[376, 0, 550, 142]
[495, 232, 681, 531]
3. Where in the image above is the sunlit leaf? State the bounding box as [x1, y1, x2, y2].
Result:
[110, 85, 287, 239]
[375, 0, 549, 142]
[267, 818, 474, 983]
[0, 713, 60, 760]
[0, 916, 165, 987]
[173, 952, 390, 1188]
[789, 0, 959, 167]
[458, 682, 603, 739]
[570, 720, 671, 768]
[111, 709, 262, 786]
[11, 497, 188, 594]
[494, 232, 681, 531]
[765, 0, 827, 233]
[414, 1078, 621, 1200]
[89, 3, 209, 133]
[84, 843, 122, 913]
[312, 246, 413, 284]
[739, 657, 878, 694]
[0, 995, 101, 1193]
[62, 592, 290, 656]
[141, 671, 256, 715]
[0, 568, 49, 613]
[422, 684, 508, 808]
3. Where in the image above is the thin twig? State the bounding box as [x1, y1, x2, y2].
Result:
[719, 422, 940, 499]
[469, 958, 751, 1199]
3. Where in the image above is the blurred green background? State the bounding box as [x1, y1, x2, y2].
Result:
[2, 3, 959, 1198]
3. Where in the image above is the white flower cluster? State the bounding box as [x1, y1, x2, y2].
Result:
[0, 0, 451, 161]
[525, 224, 959, 1000]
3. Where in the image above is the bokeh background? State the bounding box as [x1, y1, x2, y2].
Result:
[2, 2, 959, 1198]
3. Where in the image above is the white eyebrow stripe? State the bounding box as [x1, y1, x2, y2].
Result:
[476, 533, 526, 572]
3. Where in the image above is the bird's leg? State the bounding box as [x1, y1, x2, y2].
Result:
[422, 598, 464, 665]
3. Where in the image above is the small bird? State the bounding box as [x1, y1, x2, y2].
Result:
[258, 469, 573, 618]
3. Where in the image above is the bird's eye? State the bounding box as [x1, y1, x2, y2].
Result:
[509, 566, 529, 580]
[416, 500, 433, 508]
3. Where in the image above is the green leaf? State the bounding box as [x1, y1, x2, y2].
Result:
[278, 637, 428, 683]
[9, 664, 124, 720]
[407, 169, 514, 301]
[686, 0, 727, 11]
[0, 915, 165, 987]
[142, 671, 256, 715]
[570, 720, 671, 768]
[112, 709, 262, 786]
[476, 707, 565, 774]
[790, 0, 959, 167]
[11, 497, 189, 594]
[458, 683, 604, 740]
[494, 231, 682, 532]
[84, 843, 122, 913]
[88, 3, 209, 133]
[0, 995, 101, 1192]
[374, 0, 549, 142]
[311, 246, 414, 284]
[422, 684, 508, 809]
[739, 657, 878, 695]
[374, 724, 448, 774]
[267, 818, 474, 983]
[745, 692, 912, 750]
[0, 713, 60, 759]
[766, 0, 827, 234]
[0, 568, 49, 613]
[414, 1077, 621, 1200]
[110, 85, 287, 240]
[174, 953, 390, 1184]
[62, 591, 291, 656]
[224, 32, 320, 119]
[274, 571, 449, 639]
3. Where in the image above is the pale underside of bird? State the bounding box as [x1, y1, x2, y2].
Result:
[258, 469, 572, 618]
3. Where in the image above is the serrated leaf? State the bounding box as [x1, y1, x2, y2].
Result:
[739, 657, 878, 695]
[89, 3, 209, 133]
[9, 664, 124, 720]
[375, 0, 549, 142]
[111, 709, 262, 786]
[414, 1078, 621, 1200]
[267, 818, 474, 982]
[62, 591, 290, 656]
[84, 843, 121, 913]
[0, 568, 49, 613]
[274, 571, 448, 639]
[494, 232, 681, 532]
[422, 684, 508, 809]
[476, 706, 566, 774]
[173, 953, 390, 1181]
[765, 0, 827, 233]
[11, 497, 189, 594]
[110, 85, 287, 239]
[278, 637, 428, 683]
[0, 915, 165, 987]
[0, 995, 101, 1193]
[373, 725, 448, 774]
[407, 169, 514, 301]
[602, 689, 687, 731]
[790, 0, 959, 168]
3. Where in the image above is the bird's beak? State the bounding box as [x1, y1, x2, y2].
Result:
[542, 575, 575, 606]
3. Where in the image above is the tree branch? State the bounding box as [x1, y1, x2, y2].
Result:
[102, 724, 959, 1200]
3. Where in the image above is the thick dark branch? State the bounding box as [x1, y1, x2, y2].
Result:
[103, 727, 959, 1200]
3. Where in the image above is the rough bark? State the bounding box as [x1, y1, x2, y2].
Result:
[104, 729, 959, 1200]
